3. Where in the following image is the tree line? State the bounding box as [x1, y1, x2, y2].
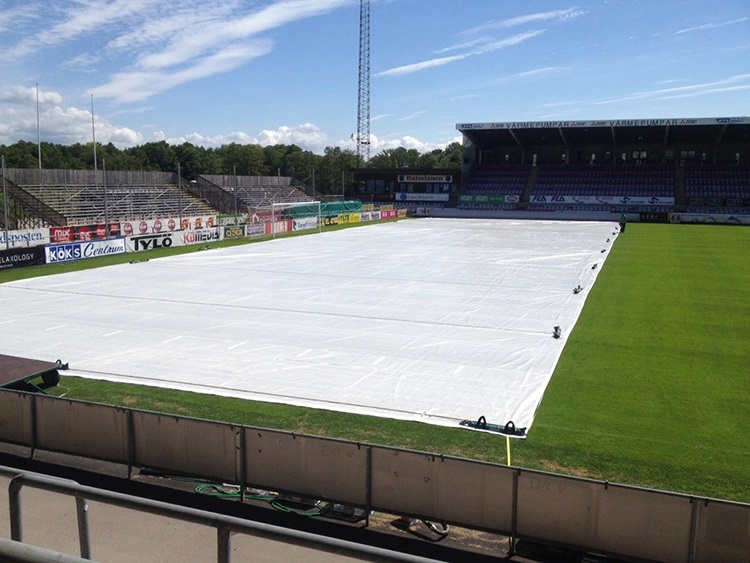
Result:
[1, 140, 462, 195]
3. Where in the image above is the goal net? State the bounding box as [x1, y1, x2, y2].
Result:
[270, 201, 322, 238]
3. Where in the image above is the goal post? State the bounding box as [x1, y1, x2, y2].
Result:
[270, 200, 322, 238]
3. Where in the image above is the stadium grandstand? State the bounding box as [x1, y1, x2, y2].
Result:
[200, 173, 313, 211]
[0, 169, 315, 232]
[2, 169, 213, 229]
[352, 116, 750, 224]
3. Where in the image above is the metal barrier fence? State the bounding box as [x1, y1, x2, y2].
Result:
[0, 389, 748, 562]
[0, 466, 439, 562]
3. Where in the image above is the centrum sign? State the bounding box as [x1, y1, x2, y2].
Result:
[45, 239, 126, 264]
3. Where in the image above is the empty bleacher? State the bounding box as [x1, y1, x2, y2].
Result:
[532, 163, 674, 198]
[459, 163, 677, 213]
[8, 169, 215, 226]
[200, 174, 313, 209]
[684, 164, 750, 213]
[20, 183, 214, 225]
[458, 164, 530, 210]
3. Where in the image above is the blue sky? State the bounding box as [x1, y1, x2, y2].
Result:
[0, 0, 748, 155]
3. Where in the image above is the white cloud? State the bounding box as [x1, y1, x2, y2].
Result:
[675, 17, 748, 35]
[0, 3, 43, 34]
[159, 123, 329, 152]
[398, 111, 428, 122]
[377, 31, 544, 78]
[593, 73, 750, 106]
[163, 131, 257, 147]
[366, 133, 457, 154]
[377, 54, 470, 77]
[257, 123, 328, 150]
[462, 8, 585, 35]
[93, 42, 274, 102]
[91, 0, 352, 103]
[0, 86, 63, 106]
[4, 0, 354, 104]
[62, 52, 103, 72]
[42, 106, 142, 146]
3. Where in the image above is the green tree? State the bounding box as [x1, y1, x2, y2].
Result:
[368, 147, 421, 168]
[140, 141, 176, 172]
[437, 142, 463, 168]
[319, 146, 359, 195]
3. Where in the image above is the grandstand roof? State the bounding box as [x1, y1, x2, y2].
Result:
[456, 116, 750, 149]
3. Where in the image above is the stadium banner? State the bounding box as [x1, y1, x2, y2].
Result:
[397, 174, 453, 183]
[394, 192, 450, 202]
[639, 212, 669, 223]
[687, 197, 749, 208]
[50, 223, 122, 242]
[292, 216, 318, 231]
[361, 212, 374, 221]
[321, 215, 339, 227]
[361, 203, 375, 212]
[397, 209, 409, 218]
[121, 216, 215, 237]
[460, 194, 508, 204]
[125, 232, 183, 252]
[272, 219, 292, 234]
[380, 209, 398, 220]
[180, 227, 221, 246]
[45, 238, 127, 264]
[670, 213, 750, 225]
[530, 194, 674, 206]
[415, 208, 434, 216]
[245, 223, 267, 237]
[181, 215, 216, 230]
[457, 117, 739, 131]
[338, 213, 361, 225]
[0, 246, 46, 270]
[0, 227, 49, 249]
[217, 214, 248, 226]
[122, 218, 177, 236]
[250, 209, 273, 223]
[223, 225, 246, 239]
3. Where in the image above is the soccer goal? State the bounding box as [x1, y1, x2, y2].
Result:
[271, 201, 322, 238]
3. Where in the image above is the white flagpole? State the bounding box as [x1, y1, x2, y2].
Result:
[36, 84, 42, 170]
[2, 155, 9, 250]
[91, 94, 97, 172]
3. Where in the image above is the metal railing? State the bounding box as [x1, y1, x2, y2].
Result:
[1, 465, 441, 563]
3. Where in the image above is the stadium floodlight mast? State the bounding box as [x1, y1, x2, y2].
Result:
[355, 0, 371, 164]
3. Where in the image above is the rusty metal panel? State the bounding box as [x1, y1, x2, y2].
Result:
[370, 447, 513, 532]
[131, 411, 240, 483]
[35, 396, 129, 464]
[517, 471, 692, 562]
[0, 391, 33, 446]
[244, 429, 367, 506]
[694, 498, 750, 563]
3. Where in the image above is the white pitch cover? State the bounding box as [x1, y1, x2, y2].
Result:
[0, 219, 618, 433]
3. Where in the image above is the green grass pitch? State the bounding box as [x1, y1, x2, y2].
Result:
[519, 223, 750, 501]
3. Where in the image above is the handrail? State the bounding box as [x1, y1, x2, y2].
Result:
[0, 537, 90, 563]
[2, 465, 441, 563]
